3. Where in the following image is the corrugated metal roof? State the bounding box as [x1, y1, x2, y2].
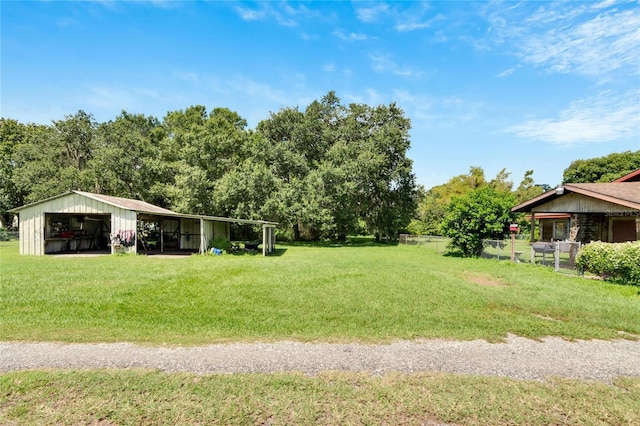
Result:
[9, 191, 278, 225]
[73, 191, 178, 215]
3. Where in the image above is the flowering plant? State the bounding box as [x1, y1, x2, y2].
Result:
[110, 230, 136, 248]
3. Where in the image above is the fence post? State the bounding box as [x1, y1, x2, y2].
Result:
[530, 242, 534, 264]
[554, 242, 560, 272]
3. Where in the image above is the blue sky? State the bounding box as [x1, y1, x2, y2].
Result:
[2, 1, 639, 189]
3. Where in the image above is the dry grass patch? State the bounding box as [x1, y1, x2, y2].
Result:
[461, 272, 509, 287]
[532, 313, 563, 322]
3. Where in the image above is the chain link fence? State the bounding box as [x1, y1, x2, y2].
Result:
[400, 234, 582, 274]
[482, 239, 582, 273]
[0, 230, 19, 241]
[398, 234, 450, 253]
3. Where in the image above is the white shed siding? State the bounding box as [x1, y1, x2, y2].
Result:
[180, 218, 201, 250]
[19, 200, 47, 255]
[13, 191, 276, 256]
[18, 206, 43, 255]
[16, 192, 139, 255]
[110, 210, 137, 254]
[213, 221, 227, 240]
[203, 220, 215, 251]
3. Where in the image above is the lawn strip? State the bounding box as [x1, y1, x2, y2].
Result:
[2, 240, 639, 344]
[1, 370, 638, 425]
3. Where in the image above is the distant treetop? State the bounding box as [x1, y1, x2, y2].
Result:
[562, 151, 640, 183]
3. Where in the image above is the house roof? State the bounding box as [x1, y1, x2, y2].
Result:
[512, 182, 640, 212]
[613, 169, 640, 182]
[10, 191, 278, 226]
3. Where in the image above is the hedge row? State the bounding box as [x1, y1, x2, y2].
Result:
[576, 241, 640, 285]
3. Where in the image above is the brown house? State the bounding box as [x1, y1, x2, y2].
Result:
[511, 170, 640, 244]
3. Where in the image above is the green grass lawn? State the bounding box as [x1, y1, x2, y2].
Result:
[2, 239, 639, 425]
[2, 370, 638, 425]
[1, 239, 638, 344]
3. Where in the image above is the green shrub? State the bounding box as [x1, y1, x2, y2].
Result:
[576, 241, 640, 285]
[0, 229, 18, 241]
[208, 237, 231, 253]
[441, 187, 516, 257]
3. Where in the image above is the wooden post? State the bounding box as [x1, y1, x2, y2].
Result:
[509, 223, 519, 262]
[511, 232, 515, 262]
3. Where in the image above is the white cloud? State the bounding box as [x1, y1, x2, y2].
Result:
[332, 30, 368, 41]
[228, 76, 314, 110]
[86, 86, 135, 109]
[355, 2, 445, 34]
[591, 0, 618, 11]
[355, 3, 390, 23]
[370, 54, 421, 77]
[147, 1, 181, 10]
[524, 10, 639, 76]
[508, 90, 640, 146]
[172, 71, 199, 83]
[232, 2, 319, 27]
[342, 89, 383, 106]
[323, 64, 336, 72]
[395, 14, 445, 32]
[234, 5, 268, 21]
[483, 1, 640, 78]
[365, 88, 382, 105]
[496, 65, 520, 78]
[86, 85, 163, 111]
[391, 89, 483, 128]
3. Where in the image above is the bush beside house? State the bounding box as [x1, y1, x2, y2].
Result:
[576, 241, 640, 285]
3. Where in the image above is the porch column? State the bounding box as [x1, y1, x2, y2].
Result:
[160, 218, 164, 253]
[530, 213, 535, 242]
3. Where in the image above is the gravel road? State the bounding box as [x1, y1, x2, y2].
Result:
[2, 335, 639, 382]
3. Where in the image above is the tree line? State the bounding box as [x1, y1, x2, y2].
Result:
[2, 89, 638, 247]
[0, 92, 416, 241]
[405, 151, 639, 255]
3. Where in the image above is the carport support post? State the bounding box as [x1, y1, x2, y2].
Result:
[160, 219, 164, 253]
[271, 226, 276, 252]
[262, 225, 276, 256]
[199, 218, 205, 254]
[263, 225, 267, 256]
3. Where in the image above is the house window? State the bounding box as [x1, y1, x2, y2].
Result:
[553, 220, 566, 240]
